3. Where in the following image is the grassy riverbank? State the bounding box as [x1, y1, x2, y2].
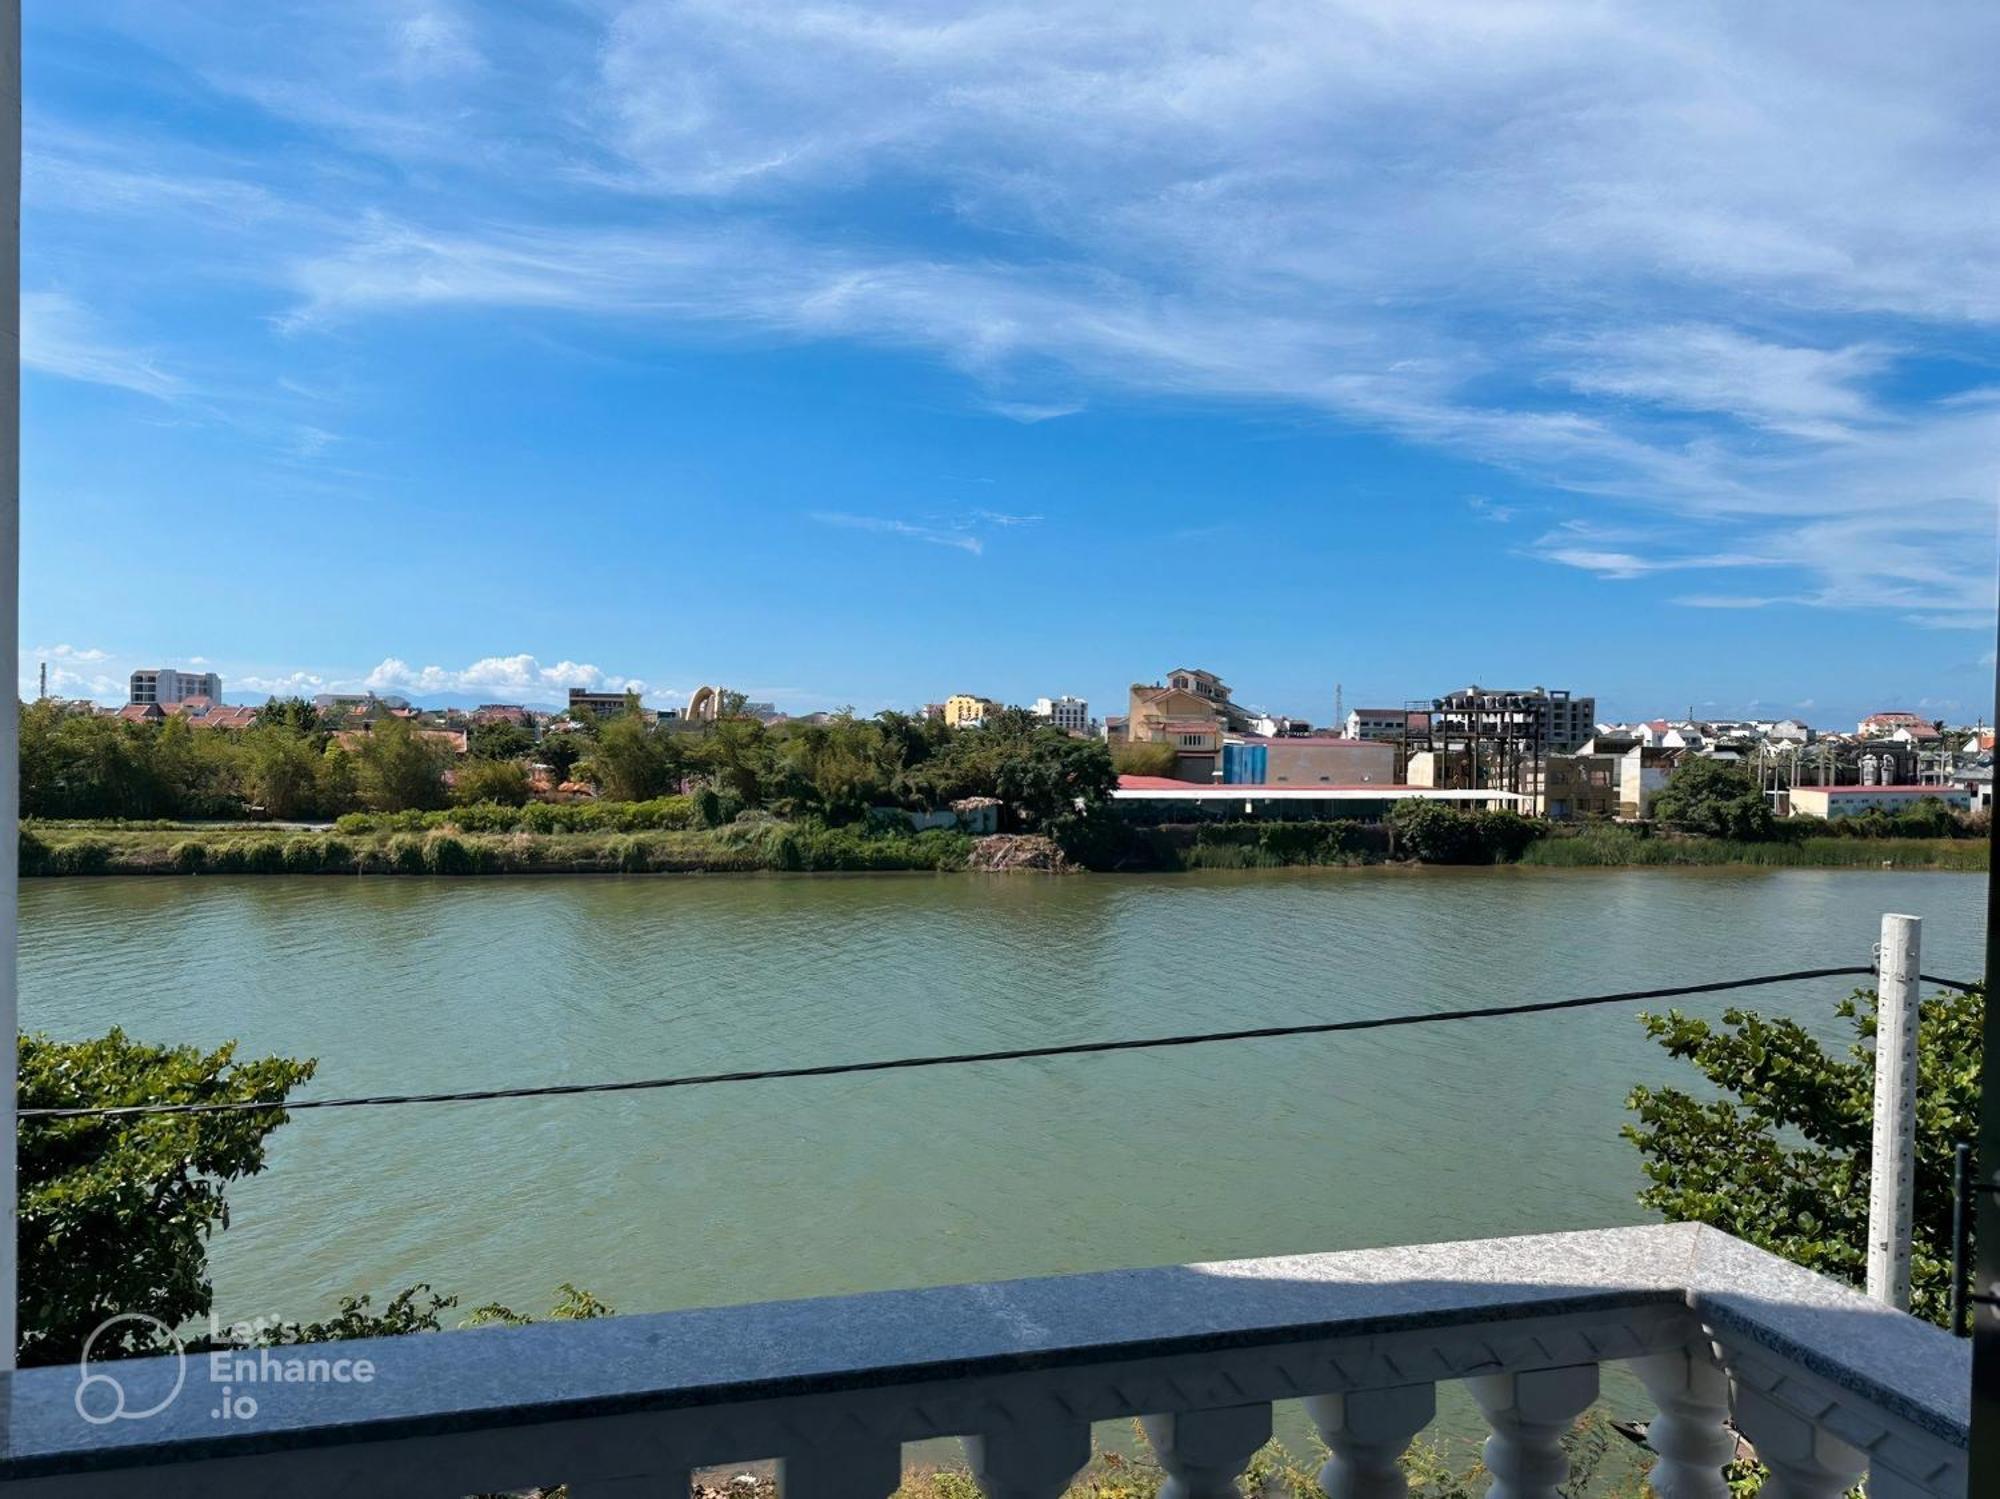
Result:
[20, 818, 977, 876]
[1516, 827, 1987, 870]
[22, 813, 1985, 875]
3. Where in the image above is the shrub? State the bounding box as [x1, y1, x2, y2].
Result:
[240, 839, 287, 874]
[51, 839, 111, 875]
[423, 834, 475, 875]
[281, 838, 326, 874]
[693, 787, 723, 828]
[388, 834, 427, 875]
[170, 840, 209, 873]
[19, 828, 50, 876]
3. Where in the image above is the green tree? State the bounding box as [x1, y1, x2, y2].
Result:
[994, 730, 1117, 838]
[580, 714, 680, 802]
[537, 733, 583, 785]
[454, 757, 532, 807]
[468, 719, 535, 762]
[1625, 982, 1982, 1329]
[259, 697, 323, 736]
[18, 1029, 316, 1366]
[352, 720, 452, 812]
[1652, 757, 1776, 840]
[242, 725, 326, 819]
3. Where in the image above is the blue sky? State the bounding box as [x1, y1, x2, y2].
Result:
[17, 1, 2000, 726]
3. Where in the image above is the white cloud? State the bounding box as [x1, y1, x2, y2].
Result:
[362, 654, 647, 698]
[20, 292, 182, 400]
[33, 0, 2000, 631]
[809, 512, 987, 554]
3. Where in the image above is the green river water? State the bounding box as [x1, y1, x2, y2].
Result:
[21, 867, 1986, 1335]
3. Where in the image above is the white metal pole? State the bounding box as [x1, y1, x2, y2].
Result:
[0, 0, 17, 1373]
[1867, 912, 1922, 1311]
[0, 0, 17, 1374]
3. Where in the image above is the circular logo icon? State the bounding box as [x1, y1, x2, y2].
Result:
[74, 1313, 186, 1425]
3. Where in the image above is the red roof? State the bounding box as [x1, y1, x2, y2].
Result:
[1808, 785, 1964, 795]
[1233, 734, 1376, 746]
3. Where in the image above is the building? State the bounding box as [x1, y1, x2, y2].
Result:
[1112, 775, 1526, 822]
[168, 698, 259, 730]
[943, 694, 1004, 729]
[1429, 685, 1597, 754]
[470, 704, 530, 726]
[1951, 764, 1993, 814]
[569, 688, 637, 718]
[1787, 784, 1971, 819]
[129, 666, 221, 706]
[1343, 708, 1427, 743]
[1856, 711, 1929, 740]
[1219, 735, 1395, 786]
[1032, 695, 1089, 733]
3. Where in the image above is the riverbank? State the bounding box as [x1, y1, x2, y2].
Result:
[19, 819, 982, 876]
[20, 816, 1986, 875]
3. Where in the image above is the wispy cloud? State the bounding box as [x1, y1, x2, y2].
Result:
[810, 509, 1041, 554]
[27, 0, 2000, 636]
[20, 292, 182, 400]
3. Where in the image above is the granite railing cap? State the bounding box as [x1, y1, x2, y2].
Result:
[0, 1222, 1966, 1480]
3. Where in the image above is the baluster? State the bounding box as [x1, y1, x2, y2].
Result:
[568, 1479, 677, 1499]
[1465, 1365, 1599, 1499]
[1141, 1403, 1273, 1499]
[1627, 1348, 1734, 1499]
[1303, 1382, 1436, 1499]
[780, 1439, 904, 1499]
[1725, 1385, 1866, 1499]
[963, 1418, 1092, 1499]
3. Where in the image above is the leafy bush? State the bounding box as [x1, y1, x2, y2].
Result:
[1652, 758, 1776, 840]
[241, 838, 287, 874]
[19, 828, 49, 876]
[423, 833, 476, 875]
[170, 840, 209, 873]
[388, 834, 426, 874]
[51, 839, 111, 875]
[1388, 803, 1543, 864]
[17, 1028, 315, 1365]
[1627, 982, 1983, 1329]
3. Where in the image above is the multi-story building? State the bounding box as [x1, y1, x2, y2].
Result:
[1220, 735, 1395, 786]
[1033, 695, 1089, 733]
[1857, 711, 1929, 740]
[1125, 682, 1224, 780]
[129, 667, 221, 706]
[943, 694, 1004, 729]
[1429, 685, 1597, 754]
[569, 688, 636, 718]
[1343, 708, 1427, 743]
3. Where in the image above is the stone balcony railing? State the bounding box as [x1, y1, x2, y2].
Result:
[0, 1223, 1969, 1498]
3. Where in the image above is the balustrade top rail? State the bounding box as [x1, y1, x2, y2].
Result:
[0, 1223, 1969, 1497]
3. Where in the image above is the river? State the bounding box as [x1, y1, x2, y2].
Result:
[21, 867, 1987, 1331]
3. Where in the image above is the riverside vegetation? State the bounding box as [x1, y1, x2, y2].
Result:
[19, 698, 1986, 875]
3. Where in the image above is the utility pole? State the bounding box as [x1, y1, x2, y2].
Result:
[1974, 591, 2000, 1489]
[1333, 682, 1344, 731]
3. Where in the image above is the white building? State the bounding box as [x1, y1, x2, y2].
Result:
[129, 667, 221, 706]
[1343, 708, 1424, 742]
[1788, 784, 1971, 819]
[1033, 695, 1089, 733]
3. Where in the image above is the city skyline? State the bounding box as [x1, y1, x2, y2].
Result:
[18, 4, 2000, 726]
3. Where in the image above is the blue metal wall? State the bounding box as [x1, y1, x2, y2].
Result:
[1221, 742, 1267, 784]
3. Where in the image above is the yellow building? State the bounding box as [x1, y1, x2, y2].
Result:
[943, 694, 1004, 729]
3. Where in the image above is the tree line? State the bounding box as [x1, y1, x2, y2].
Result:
[19, 698, 1119, 846]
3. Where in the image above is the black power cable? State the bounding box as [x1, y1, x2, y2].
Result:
[20, 963, 1979, 1122]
